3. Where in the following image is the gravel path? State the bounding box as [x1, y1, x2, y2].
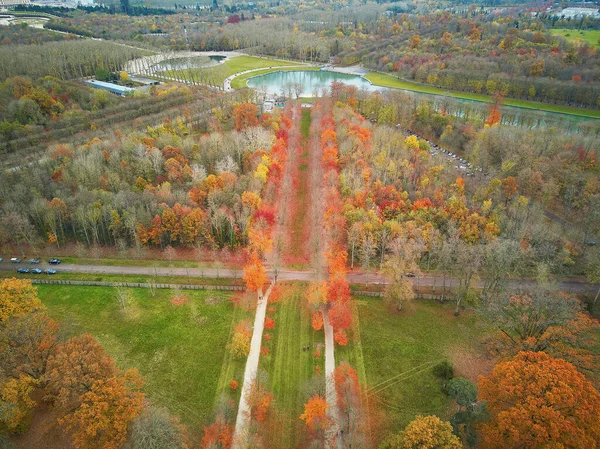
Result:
[232, 282, 274, 448]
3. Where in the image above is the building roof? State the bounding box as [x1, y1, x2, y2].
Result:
[84, 79, 134, 94]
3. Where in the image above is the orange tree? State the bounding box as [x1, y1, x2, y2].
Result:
[59, 370, 145, 449]
[478, 351, 600, 449]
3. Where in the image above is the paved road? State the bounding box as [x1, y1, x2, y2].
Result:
[0, 262, 597, 293]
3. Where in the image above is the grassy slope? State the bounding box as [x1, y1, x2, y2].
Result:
[550, 28, 600, 48]
[166, 55, 305, 86]
[259, 284, 325, 447]
[364, 72, 600, 119]
[231, 66, 320, 90]
[355, 296, 488, 433]
[37, 285, 250, 427]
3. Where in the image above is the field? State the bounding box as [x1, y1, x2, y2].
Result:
[364, 72, 600, 119]
[258, 284, 325, 447]
[164, 55, 307, 87]
[354, 296, 491, 433]
[550, 28, 600, 48]
[37, 284, 251, 428]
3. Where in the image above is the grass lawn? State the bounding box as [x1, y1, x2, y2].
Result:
[164, 55, 306, 87]
[259, 284, 325, 447]
[550, 28, 600, 48]
[364, 72, 600, 119]
[354, 296, 491, 434]
[37, 285, 252, 428]
[231, 66, 320, 89]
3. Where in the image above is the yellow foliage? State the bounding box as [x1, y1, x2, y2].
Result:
[0, 278, 43, 323]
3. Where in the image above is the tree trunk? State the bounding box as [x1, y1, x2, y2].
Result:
[594, 285, 600, 307]
[441, 272, 446, 303]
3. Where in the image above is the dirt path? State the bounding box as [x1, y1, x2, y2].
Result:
[267, 103, 302, 275]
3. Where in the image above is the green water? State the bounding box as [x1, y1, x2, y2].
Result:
[246, 70, 379, 96]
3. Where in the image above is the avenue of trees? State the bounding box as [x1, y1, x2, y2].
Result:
[0, 40, 141, 82]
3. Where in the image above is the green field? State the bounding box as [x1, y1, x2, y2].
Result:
[364, 72, 600, 119]
[259, 284, 325, 447]
[37, 285, 251, 428]
[231, 66, 320, 90]
[355, 296, 489, 434]
[163, 55, 306, 87]
[551, 28, 600, 48]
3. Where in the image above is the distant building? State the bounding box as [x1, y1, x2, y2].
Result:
[0, 0, 30, 5]
[129, 75, 160, 86]
[84, 80, 134, 96]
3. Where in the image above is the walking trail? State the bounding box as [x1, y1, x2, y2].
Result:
[232, 282, 274, 448]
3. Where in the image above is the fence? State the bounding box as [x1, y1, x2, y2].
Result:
[31, 278, 244, 291]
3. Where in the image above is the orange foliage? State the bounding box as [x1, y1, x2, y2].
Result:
[300, 394, 330, 431]
[243, 252, 267, 292]
[45, 334, 117, 407]
[59, 370, 144, 449]
[247, 379, 274, 423]
[311, 312, 324, 331]
[478, 351, 600, 449]
[233, 103, 259, 131]
[202, 417, 234, 449]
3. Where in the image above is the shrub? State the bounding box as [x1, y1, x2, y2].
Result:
[432, 361, 454, 380]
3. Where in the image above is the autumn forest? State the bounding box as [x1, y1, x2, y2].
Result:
[1, 0, 600, 448]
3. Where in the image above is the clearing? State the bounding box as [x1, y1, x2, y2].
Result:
[550, 28, 600, 48]
[37, 284, 251, 428]
[354, 296, 491, 433]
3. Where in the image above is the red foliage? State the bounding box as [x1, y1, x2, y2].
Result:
[230, 380, 239, 391]
[201, 418, 234, 449]
[264, 316, 275, 329]
[329, 302, 352, 331]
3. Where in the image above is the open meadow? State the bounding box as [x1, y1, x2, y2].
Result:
[37, 285, 251, 428]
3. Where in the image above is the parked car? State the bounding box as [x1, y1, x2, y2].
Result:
[48, 258, 62, 264]
[10, 258, 21, 263]
[0, 257, 3, 262]
[28, 258, 40, 264]
[17, 267, 29, 273]
[45, 268, 57, 275]
[585, 241, 597, 246]
[31, 268, 42, 274]
[405, 272, 416, 278]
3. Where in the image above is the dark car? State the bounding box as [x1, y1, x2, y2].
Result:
[585, 241, 597, 246]
[17, 267, 30, 273]
[45, 268, 57, 275]
[10, 257, 21, 263]
[28, 258, 40, 264]
[405, 272, 416, 278]
[48, 258, 62, 264]
[31, 268, 42, 274]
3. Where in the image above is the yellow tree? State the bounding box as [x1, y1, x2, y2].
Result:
[386, 415, 461, 449]
[0, 278, 43, 323]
